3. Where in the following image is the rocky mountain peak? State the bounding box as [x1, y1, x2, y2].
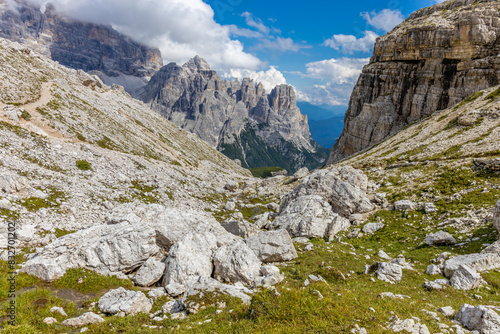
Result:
[328, 0, 500, 164]
[140, 58, 327, 172]
[269, 84, 297, 112]
[183, 55, 211, 72]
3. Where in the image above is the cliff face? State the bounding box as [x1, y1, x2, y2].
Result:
[0, 0, 162, 86]
[328, 0, 500, 164]
[140, 56, 326, 173]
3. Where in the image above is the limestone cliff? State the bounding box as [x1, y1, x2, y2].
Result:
[328, 0, 500, 164]
[0, 0, 163, 93]
[140, 56, 327, 173]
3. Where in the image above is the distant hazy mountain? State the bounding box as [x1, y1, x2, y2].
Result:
[309, 117, 344, 149]
[297, 102, 346, 121]
[296, 102, 345, 148]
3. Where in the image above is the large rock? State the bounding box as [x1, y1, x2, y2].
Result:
[162, 232, 218, 288]
[107, 204, 238, 252]
[245, 229, 298, 263]
[450, 265, 483, 290]
[425, 231, 457, 246]
[272, 195, 351, 240]
[444, 252, 500, 278]
[132, 258, 166, 287]
[22, 205, 238, 281]
[279, 166, 374, 218]
[212, 241, 262, 285]
[362, 222, 384, 234]
[98, 287, 152, 315]
[221, 220, 260, 238]
[328, 0, 500, 163]
[455, 304, 500, 334]
[61, 312, 105, 327]
[21, 222, 160, 281]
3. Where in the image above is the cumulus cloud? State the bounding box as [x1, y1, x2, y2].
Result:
[362, 9, 405, 32]
[24, 0, 262, 71]
[324, 31, 378, 54]
[228, 66, 287, 93]
[295, 57, 369, 105]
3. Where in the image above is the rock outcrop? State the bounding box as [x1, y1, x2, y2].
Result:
[329, 0, 500, 163]
[0, 0, 163, 94]
[139, 56, 327, 173]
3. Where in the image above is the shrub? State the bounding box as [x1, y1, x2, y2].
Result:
[76, 159, 91, 170]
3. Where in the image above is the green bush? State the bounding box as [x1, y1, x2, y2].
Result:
[75, 159, 91, 171]
[21, 110, 31, 121]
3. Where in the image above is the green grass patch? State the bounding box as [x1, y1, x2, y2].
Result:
[53, 268, 134, 294]
[20, 110, 31, 121]
[249, 167, 286, 178]
[485, 87, 500, 102]
[75, 159, 91, 171]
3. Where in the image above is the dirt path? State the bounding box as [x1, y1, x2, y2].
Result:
[0, 82, 70, 141]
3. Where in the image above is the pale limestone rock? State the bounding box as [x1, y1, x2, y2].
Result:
[132, 258, 166, 287]
[212, 241, 262, 285]
[221, 220, 260, 238]
[43, 317, 57, 325]
[425, 231, 456, 246]
[394, 200, 415, 211]
[185, 276, 253, 304]
[450, 265, 483, 290]
[50, 306, 67, 317]
[444, 253, 500, 278]
[279, 166, 373, 218]
[98, 287, 152, 315]
[245, 229, 298, 263]
[362, 222, 384, 234]
[426, 264, 442, 276]
[455, 304, 500, 334]
[162, 232, 218, 287]
[273, 195, 350, 240]
[255, 265, 284, 287]
[61, 312, 104, 327]
[165, 283, 185, 297]
[374, 262, 402, 283]
[438, 306, 455, 317]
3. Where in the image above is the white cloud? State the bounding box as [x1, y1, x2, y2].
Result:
[305, 57, 369, 84]
[362, 9, 405, 32]
[295, 57, 370, 106]
[241, 12, 270, 35]
[228, 66, 287, 93]
[25, 0, 263, 71]
[255, 37, 311, 53]
[324, 31, 378, 54]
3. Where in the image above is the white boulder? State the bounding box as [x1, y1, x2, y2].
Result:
[213, 241, 262, 285]
[245, 229, 298, 263]
[98, 287, 152, 315]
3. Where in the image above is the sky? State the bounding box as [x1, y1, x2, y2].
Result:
[20, 0, 447, 107]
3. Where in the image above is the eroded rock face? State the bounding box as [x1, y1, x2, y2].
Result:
[328, 0, 500, 163]
[493, 200, 500, 234]
[0, 0, 163, 93]
[139, 56, 325, 173]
